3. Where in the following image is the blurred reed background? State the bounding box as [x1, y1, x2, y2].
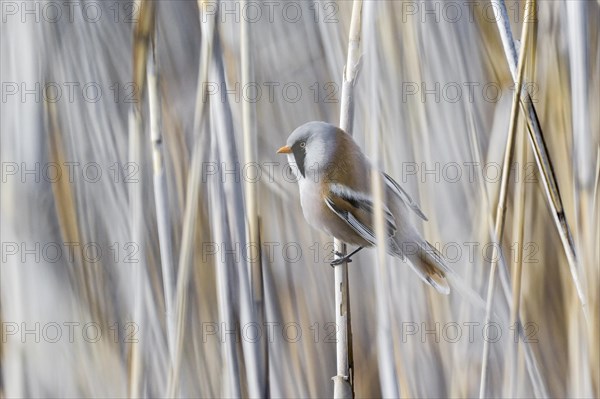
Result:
[1, 0, 598, 397]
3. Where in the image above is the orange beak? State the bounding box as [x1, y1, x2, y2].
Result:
[277, 145, 292, 154]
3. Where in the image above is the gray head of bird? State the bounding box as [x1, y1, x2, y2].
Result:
[277, 121, 340, 180]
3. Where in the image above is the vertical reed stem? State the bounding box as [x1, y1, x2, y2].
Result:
[147, 31, 176, 368]
[365, 2, 400, 396]
[241, 0, 268, 394]
[167, 1, 216, 395]
[333, 1, 363, 397]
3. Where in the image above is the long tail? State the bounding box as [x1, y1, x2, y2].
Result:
[390, 239, 451, 295]
[412, 241, 451, 295]
[393, 239, 489, 311]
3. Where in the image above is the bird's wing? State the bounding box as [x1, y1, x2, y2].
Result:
[383, 172, 428, 221]
[325, 183, 397, 245]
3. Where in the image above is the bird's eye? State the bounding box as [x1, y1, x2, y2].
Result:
[299, 141, 306, 148]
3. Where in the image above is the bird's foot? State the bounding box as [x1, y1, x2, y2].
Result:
[329, 246, 364, 268]
[330, 253, 354, 267]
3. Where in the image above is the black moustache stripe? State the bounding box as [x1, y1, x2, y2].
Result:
[292, 144, 306, 178]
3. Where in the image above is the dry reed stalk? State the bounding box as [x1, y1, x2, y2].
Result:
[241, 0, 268, 394]
[128, 106, 144, 398]
[46, 102, 89, 317]
[510, 23, 548, 397]
[479, 0, 535, 396]
[364, 2, 400, 397]
[129, 2, 155, 394]
[490, 0, 588, 321]
[333, 1, 363, 397]
[241, 0, 260, 291]
[567, 2, 594, 189]
[167, 1, 216, 395]
[209, 169, 242, 398]
[505, 23, 541, 396]
[147, 31, 176, 368]
[566, 3, 598, 396]
[506, 113, 528, 398]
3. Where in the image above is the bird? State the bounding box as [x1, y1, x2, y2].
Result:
[277, 121, 451, 294]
